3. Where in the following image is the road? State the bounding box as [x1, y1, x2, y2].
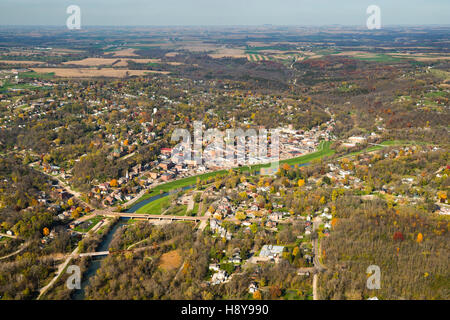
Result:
[312, 216, 327, 300]
[312, 217, 327, 272]
[29, 163, 90, 208]
[0, 232, 19, 239]
[0, 241, 31, 261]
[313, 274, 319, 300]
[37, 246, 79, 300]
[197, 186, 214, 233]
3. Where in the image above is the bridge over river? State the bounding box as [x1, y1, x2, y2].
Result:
[97, 210, 207, 222]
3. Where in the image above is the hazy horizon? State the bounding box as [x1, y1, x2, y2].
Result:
[1, 0, 449, 27]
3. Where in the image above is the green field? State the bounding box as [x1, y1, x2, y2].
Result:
[0, 80, 52, 92]
[351, 54, 404, 63]
[135, 196, 171, 214]
[19, 71, 55, 80]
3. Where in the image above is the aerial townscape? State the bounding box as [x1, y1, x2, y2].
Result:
[0, 20, 449, 301]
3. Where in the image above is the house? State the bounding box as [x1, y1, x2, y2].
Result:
[248, 282, 258, 294]
[161, 172, 175, 182]
[149, 172, 159, 179]
[211, 270, 228, 285]
[259, 245, 285, 261]
[209, 263, 220, 272]
[229, 248, 242, 264]
[175, 163, 185, 171]
[269, 212, 283, 221]
[265, 220, 277, 228]
[305, 229, 311, 236]
[69, 221, 82, 229]
[437, 205, 450, 215]
[304, 254, 313, 264]
[348, 136, 366, 144]
[160, 148, 173, 156]
[159, 160, 174, 171]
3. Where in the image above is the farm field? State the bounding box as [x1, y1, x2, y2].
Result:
[62, 58, 162, 67]
[0, 60, 45, 65]
[110, 48, 139, 57]
[30, 67, 168, 78]
[246, 54, 271, 62]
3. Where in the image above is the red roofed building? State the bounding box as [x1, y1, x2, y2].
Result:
[161, 148, 172, 156]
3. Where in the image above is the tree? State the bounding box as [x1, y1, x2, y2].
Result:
[331, 218, 338, 228]
[239, 191, 248, 200]
[393, 231, 404, 241]
[437, 191, 447, 203]
[269, 285, 281, 299]
[71, 210, 80, 219]
[110, 179, 118, 187]
[235, 212, 246, 220]
[253, 290, 262, 300]
[417, 233, 423, 243]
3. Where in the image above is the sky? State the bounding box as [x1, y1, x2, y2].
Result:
[0, 0, 449, 26]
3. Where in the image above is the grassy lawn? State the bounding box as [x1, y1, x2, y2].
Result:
[192, 202, 199, 215]
[135, 196, 171, 214]
[282, 289, 307, 300]
[140, 170, 228, 200]
[277, 140, 334, 167]
[166, 204, 188, 216]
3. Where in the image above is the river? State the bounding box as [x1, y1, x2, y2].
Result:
[71, 219, 129, 300]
